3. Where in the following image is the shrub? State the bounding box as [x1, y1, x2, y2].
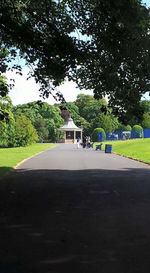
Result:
[117, 124, 132, 131]
[91, 114, 118, 134]
[131, 125, 143, 138]
[141, 113, 150, 128]
[92, 128, 106, 142]
[125, 125, 132, 131]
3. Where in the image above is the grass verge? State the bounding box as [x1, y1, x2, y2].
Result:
[0, 143, 56, 176]
[94, 138, 150, 165]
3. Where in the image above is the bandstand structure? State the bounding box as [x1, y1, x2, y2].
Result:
[58, 117, 83, 144]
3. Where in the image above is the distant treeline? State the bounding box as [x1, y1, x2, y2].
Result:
[0, 94, 150, 147]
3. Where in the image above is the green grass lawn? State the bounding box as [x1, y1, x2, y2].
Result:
[0, 143, 56, 176]
[95, 138, 150, 164]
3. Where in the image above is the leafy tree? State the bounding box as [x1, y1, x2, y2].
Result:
[39, 103, 64, 142]
[46, 119, 61, 142]
[7, 120, 16, 147]
[15, 114, 38, 146]
[1, 0, 149, 120]
[13, 102, 42, 125]
[77, 117, 90, 136]
[0, 83, 10, 121]
[0, 96, 16, 147]
[0, 48, 8, 77]
[83, 102, 108, 123]
[41, 103, 63, 128]
[0, 75, 8, 98]
[0, 95, 13, 120]
[34, 117, 49, 142]
[45, 119, 55, 142]
[65, 102, 79, 119]
[0, 121, 8, 147]
[75, 95, 96, 118]
[140, 100, 150, 115]
[0, 117, 15, 148]
[91, 113, 119, 134]
[14, 101, 64, 142]
[92, 128, 106, 142]
[75, 94, 107, 122]
[128, 100, 150, 126]
[141, 113, 150, 128]
[0, 0, 80, 99]
[69, 0, 150, 122]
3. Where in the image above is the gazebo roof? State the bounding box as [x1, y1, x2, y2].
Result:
[59, 117, 82, 131]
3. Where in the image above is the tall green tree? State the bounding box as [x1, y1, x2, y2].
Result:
[91, 113, 119, 134]
[75, 94, 108, 122]
[0, 96, 16, 147]
[0, 0, 80, 98]
[68, 0, 150, 122]
[13, 101, 64, 142]
[0, 121, 8, 147]
[0, 76, 9, 120]
[0, 75, 8, 98]
[15, 114, 38, 146]
[1, 0, 150, 120]
[34, 117, 49, 142]
[140, 100, 150, 115]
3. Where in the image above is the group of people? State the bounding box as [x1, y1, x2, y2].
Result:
[77, 136, 91, 149]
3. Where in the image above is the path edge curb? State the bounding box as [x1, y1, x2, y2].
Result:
[0, 144, 57, 179]
[14, 145, 57, 169]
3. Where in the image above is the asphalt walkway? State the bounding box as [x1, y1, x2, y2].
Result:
[0, 144, 150, 273]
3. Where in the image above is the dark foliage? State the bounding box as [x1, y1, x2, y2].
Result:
[0, 0, 150, 121]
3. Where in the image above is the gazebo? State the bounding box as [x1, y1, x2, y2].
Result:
[58, 116, 83, 144]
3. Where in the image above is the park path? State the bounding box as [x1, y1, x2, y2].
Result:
[0, 144, 150, 273]
[17, 143, 150, 171]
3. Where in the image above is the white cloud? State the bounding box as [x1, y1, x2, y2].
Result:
[6, 67, 93, 105]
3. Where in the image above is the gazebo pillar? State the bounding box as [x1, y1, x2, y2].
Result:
[64, 131, 66, 143]
[74, 130, 76, 143]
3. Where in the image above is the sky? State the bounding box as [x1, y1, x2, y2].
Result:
[7, 67, 93, 106]
[7, 0, 150, 106]
[144, 0, 150, 6]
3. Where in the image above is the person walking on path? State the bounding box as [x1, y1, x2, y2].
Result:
[82, 136, 86, 148]
[77, 137, 81, 148]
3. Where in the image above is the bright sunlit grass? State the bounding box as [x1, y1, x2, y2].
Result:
[96, 138, 150, 164]
[0, 143, 56, 176]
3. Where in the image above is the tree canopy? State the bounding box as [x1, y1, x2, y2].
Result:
[68, 0, 150, 122]
[0, 0, 150, 121]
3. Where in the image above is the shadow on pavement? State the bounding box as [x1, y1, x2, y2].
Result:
[0, 167, 150, 273]
[0, 166, 13, 177]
